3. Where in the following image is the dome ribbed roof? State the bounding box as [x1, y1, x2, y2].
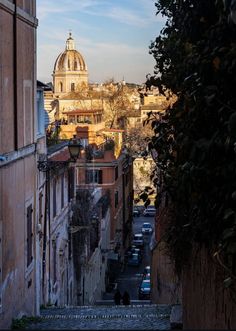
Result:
[54, 33, 87, 72]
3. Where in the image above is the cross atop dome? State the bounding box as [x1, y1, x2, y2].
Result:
[66, 31, 76, 50]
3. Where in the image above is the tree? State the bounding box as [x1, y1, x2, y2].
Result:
[124, 123, 153, 155]
[102, 79, 133, 129]
[147, 0, 236, 277]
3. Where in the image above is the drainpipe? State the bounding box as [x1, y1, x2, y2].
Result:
[13, 0, 18, 150]
[48, 173, 51, 303]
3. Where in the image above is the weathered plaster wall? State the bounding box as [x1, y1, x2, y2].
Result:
[0, 155, 36, 328]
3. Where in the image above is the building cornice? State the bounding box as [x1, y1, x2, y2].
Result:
[0, 1, 38, 27]
[16, 7, 38, 28]
[0, 144, 36, 168]
[0, 0, 14, 14]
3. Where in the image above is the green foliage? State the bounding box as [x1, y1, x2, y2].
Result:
[46, 125, 61, 146]
[147, 0, 236, 277]
[11, 316, 42, 329]
[104, 139, 115, 151]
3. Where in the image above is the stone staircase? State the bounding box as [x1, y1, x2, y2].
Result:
[25, 304, 171, 330]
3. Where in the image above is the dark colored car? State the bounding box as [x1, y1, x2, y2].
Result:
[127, 253, 140, 266]
[141, 222, 153, 234]
[133, 208, 140, 217]
[138, 279, 151, 299]
[143, 265, 151, 275]
[143, 272, 150, 281]
[143, 206, 156, 217]
[129, 247, 142, 260]
[132, 233, 144, 248]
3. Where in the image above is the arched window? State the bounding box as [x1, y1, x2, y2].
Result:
[71, 83, 75, 92]
[59, 82, 63, 92]
[68, 59, 70, 69]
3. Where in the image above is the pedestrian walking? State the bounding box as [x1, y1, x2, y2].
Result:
[122, 291, 130, 305]
[114, 289, 122, 305]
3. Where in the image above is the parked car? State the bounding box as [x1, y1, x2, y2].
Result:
[130, 247, 142, 260]
[143, 206, 156, 217]
[138, 279, 151, 299]
[132, 233, 144, 247]
[127, 253, 140, 266]
[141, 222, 153, 234]
[143, 272, 150, 281]
[133, 207, 140, 217]
[143, 265, 151, 275]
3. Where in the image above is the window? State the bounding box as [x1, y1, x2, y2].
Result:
[61, 174, 64, 209]
[71, 83, 75, 91]
[60, 82, 63, 92]
[36, 90, 45, 136]
[26, 205, 33, 267]
[53, 178, 57, 217]
[115, 166, 118, 180]
[85, 170, 103, 184]
[115, 191, 119, 208]
[68, 168, 75, 201]
[39, 192, 43, 224]
[52, 241, 57, 284]
[23, 80, 33, 145]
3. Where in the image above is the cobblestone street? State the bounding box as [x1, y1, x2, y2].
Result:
[25, 304, 171, 330]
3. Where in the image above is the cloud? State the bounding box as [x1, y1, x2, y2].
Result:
[37, 0, 107, 20]
[37, 0, 164, 27]
[36, 1, 165, 84]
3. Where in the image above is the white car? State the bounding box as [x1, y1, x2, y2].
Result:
[141, 222, 153, 234]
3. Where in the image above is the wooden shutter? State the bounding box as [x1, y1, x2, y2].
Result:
[98, 170, 103, 184]
[27, 205, 33, 266]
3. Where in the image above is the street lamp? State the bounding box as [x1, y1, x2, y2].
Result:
[68, 136, 83, 162]
[38, 136, 83, 172]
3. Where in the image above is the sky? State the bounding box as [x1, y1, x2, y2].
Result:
[37, 0, 166, 85]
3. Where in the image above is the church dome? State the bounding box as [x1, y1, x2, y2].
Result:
[54, 33, 87, 72]
[53, 33, 88, 95]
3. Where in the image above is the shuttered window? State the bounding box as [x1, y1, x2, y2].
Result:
[85, 170, 103, 184]
[53, 178, 57, 217]
[68, 168, 75, 201]
[115, 191, 119, 208]
[27, 205, 33, 267]
[52, 241, 57, 284]
[61, 174, 64, 209]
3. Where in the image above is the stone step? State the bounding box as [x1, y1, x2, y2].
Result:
[95, 299, 151, 305]
[25, 304, 171, 330]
